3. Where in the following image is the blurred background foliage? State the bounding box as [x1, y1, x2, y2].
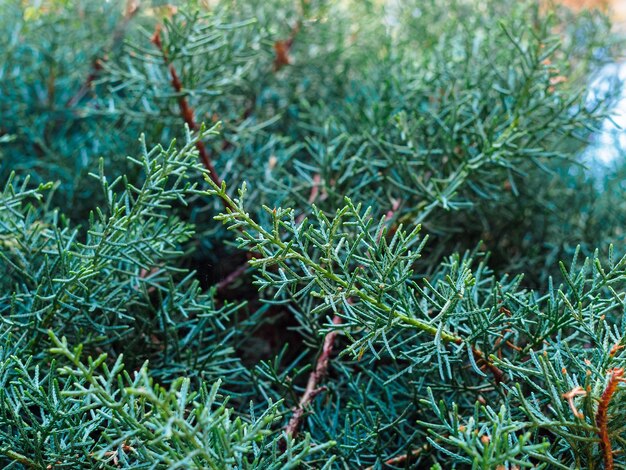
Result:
[1, 0, 623, 285]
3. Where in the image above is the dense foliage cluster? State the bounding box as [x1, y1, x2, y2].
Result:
[1, 0, 626, 467]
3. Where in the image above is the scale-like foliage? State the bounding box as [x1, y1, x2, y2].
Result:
[1, 0, 626, 468]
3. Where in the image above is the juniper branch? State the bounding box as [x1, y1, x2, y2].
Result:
[151, 25, 220, 186]
[205, 178, 505, 384]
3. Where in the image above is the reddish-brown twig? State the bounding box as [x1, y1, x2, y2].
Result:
[151, 25, 220, 186]
[471, 346, 505, 385]
[562, 386, 587, 419]
[216, 262, 249, 293]
[284, 314, 342, 439]
[363, 445, 429, 470]
[596, 367, 625, 470]
[66, 58, 105, 108]
[610, 343, 625, 357]
[273, 21, 301, 71]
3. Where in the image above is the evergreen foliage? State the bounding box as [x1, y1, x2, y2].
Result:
[1, 0, 626, 467]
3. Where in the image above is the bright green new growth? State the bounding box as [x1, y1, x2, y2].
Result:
[1, 0, 626, 468]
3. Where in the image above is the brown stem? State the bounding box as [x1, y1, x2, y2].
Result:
[152, 23, 249, 288]
[284, 314, 342, 440]
[562, 386, 587, 420]
[471, 346, 505, 385]
[151, 25, 221, 187]
[216, 262, 249, 292]
[66, 59, 106, 108]
[363, 445, 429, 470]
[153, 23, 252, 290]
[273, 21, 301, 72]
[596, 367, 625, 470]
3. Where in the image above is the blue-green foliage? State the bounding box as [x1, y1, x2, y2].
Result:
[1, 0, 625, 467]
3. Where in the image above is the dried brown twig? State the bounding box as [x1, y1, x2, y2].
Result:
[596, 367, 625, 470]
[273, 20, 301, 71]
[363, 444, 429, 470]
[284, 314, 343, 440]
